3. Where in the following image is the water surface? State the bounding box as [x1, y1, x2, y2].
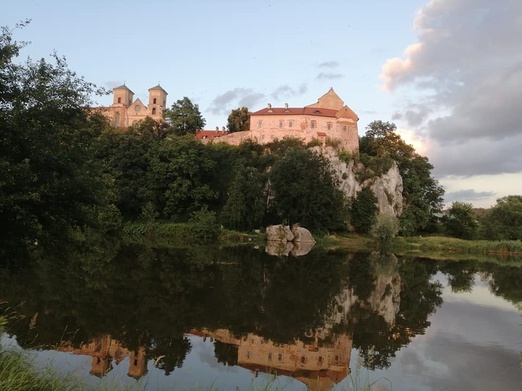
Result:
[0, 243, 520, 390]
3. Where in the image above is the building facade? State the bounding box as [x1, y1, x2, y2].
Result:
[102, 84, 168, 129]
[207, 88, 359, 153]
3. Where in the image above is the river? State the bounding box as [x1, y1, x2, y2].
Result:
[0, 242, 520, 390]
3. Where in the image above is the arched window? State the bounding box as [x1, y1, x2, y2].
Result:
[153, 98, 157, 104]
[152, 108, 157, 115]
[117, 97, 121, 104]
[114, 112, 121, 127]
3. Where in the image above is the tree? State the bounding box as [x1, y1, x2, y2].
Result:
[227, 107, 250, 133]
[360, 121, 444, 235]
[350, 187, 378, 234]
[370, 214, 399, 253]
[127, 116, 171, 138]
[268, 146, 347, 231]
[221, 165, 266, 231]
[443, 202, 477, 239]
[163, 97, 205, 136]
[96, 126, 159, 220]
[148, 136, 217, 221]
[480, 195, 522, 240]
[0, 24, 118, 252]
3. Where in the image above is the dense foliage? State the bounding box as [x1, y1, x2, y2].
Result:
[226, 106, 250, 132]
[478, 196, 522, 240]
[443, 201, 477, 239]
[350, 187, 378, 234]
[360, 121, 445, 235]
[163, 96, 205, 136]
[0, 24, 119, 256]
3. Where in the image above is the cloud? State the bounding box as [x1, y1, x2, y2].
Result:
[380, 0, 522, 178]
[208, 88, 265, 114]
[316, 72, 344, 80]
[318, 61, 339, 68]
[271, 83, 308, 100]
[430, 132, 522, 177]
[444, 189, 496, 204]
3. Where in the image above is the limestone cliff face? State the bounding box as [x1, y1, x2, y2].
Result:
[317, 146, 404, 216]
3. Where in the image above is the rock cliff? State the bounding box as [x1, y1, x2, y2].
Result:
[316, 146, 404, 216]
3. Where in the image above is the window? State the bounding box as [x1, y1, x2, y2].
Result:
[152, 108, 157, 115]
[153, 98, 157, 104]
[246, 351, 251, 359]
[327, 122, 332, 130]
[288, 120, 293, 127]
[342, 125, 347, 132]
[278, 353, 283, 362]
[318, 356, 323, 365]
[300, 356, 306, 364]
[268, 353, 272, 361]
[279, 120, 284, 128]
[114, 112, 120, 127]
[117, 97, 121, 104]
[311, 120, 316, 129]
[334, 355, 339, 364]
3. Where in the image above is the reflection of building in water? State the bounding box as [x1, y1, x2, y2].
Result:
[191, 328, 351, 391]
[58, 336, 148, 379]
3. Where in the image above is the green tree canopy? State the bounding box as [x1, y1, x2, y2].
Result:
[360, 121, 444, 235]
[480, 195, 522, 240]
[0, 24, 118, 252]
[148, 136, 217, 221]
[443, 201, 477, 240]
[268, 145, 347, 231]
[163, 97, 205, 136]
[350, 187, 378, 234]
[227, 107, 250, 133]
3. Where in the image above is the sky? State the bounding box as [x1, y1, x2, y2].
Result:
[4, 0, 522, 208]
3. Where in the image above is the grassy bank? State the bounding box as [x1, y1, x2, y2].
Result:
[392, 236, 522, 259]
[0, 349, 77, 391]
[122, 222, 522, 261]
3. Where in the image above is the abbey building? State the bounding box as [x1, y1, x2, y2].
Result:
[102, 84, 168, 128]
[203, 88, 360, 153]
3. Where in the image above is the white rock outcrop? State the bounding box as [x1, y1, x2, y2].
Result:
[266, 224, 294, 242]
[317, 146, 404, 216]
[291, 224, 316, 244]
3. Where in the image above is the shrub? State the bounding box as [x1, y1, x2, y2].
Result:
[338, 150, 352, 164]
[188, 207, 219, 241]
[371, 214, 399, 253]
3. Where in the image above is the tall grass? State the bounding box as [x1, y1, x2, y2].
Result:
[392, 236, 522, 261]
[0, 349, 78, 391]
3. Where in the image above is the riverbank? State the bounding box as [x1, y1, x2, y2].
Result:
[323, 233, 522, 261]
[122, 222, 522, 260]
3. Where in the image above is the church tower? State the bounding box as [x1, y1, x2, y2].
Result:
[148, 85, 168, 117]
[113, 84, 134, 107]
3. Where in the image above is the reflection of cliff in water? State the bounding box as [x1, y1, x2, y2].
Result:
[46, 253, 403, 389]
[6, 244, 511, 386]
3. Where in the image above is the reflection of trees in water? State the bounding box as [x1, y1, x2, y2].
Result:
[148, 336, 191, 376]
[0, 242, 521, 375]
[214, 340, 238, 366]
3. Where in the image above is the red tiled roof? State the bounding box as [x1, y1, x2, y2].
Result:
[251, 107, 338, 118]
[195, 130, 229, 140]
